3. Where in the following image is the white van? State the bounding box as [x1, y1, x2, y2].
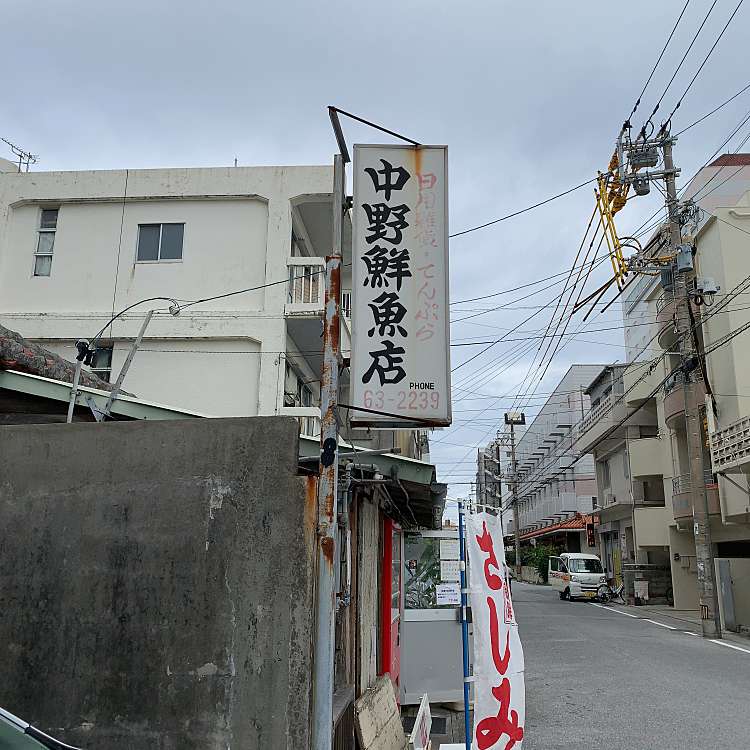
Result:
[548, 553, 606, 601]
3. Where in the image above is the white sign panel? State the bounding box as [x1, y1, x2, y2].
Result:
[440, 538, 460, 560]
[466, 511, 525, 749]
[435, 582, 461, 606]
[409, 693, 432, 750]
[351, 144, 451, 427]
[440, 559, 460, 582]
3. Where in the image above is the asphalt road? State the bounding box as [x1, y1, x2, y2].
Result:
[515, 582, 750, 750]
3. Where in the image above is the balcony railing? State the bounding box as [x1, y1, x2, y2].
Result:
[672, 470, 716, 495]
[341, 290, 352, 318]
[287, 257, 325, 311]
[579, 393, 615, 434]
[281, 406, 321, 438]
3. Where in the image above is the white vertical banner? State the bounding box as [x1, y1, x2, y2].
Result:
[466, 511, 525, 749]
[351, 144, 451, 428]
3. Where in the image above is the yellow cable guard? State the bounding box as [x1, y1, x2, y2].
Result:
[594, 151, 630, 291]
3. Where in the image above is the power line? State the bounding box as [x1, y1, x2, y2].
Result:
[450, 256, 611, 323]
[448, 176, 599, 239]
[508, 235, 750, 496]
[660, 0, 747, 130]
[639, 0, 720, 136]
[674, 80, 750, 136]
[441, 205, 750, 484]
[449, 256, 607, 305]
[626, 0, 693, 124]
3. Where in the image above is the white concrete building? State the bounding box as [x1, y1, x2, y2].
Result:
[506, 365, 602, 548]
[0, 161, 426, 457]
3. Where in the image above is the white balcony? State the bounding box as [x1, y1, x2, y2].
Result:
[671, 472, 721, 521]
[629, 437, 664, 478]
[576, 394, 627, 454]
[286, 257, 325, 315]
[622, 359, 663, 407]
[281, 406, 321, 438]
[634, 506, 669, 546]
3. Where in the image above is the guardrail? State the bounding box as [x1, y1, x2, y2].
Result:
[672, 470, 716, 495]
[287, 257, 325, 307]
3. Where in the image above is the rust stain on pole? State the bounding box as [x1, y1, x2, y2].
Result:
[321, 536, 335, 567]
[305, 475, 318, 529]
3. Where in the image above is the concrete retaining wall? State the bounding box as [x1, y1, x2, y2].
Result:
[519, 566, 544, 584]
[0, 417, 316, 749]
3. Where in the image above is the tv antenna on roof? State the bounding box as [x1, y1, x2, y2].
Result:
[0, 137, 38, 172]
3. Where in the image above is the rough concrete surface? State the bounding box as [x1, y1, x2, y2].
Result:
[355, 675, 407, 750]
[0, 417, 316, 750]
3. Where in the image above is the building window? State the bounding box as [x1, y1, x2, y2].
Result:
[34, 208, 58, 276]
[136, 223, 184, 262]
[90, 346, 113, 382]
[341, 290, 352, 318]
[284, 364, 315, 407]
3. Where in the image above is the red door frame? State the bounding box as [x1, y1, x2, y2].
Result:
[380, 516, 402, 695]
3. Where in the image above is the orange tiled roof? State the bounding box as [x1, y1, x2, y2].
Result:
[708, 153, 750, 167]
[518, 512, 594, 541]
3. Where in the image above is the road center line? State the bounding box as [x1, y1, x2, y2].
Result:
[684, 631, 698, 636]
[590, 603, 639, 618]
[709, 639, 750, 655]
[643, 618, 676, 630]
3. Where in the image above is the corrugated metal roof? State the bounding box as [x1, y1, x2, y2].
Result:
[0, 369, 205, 420]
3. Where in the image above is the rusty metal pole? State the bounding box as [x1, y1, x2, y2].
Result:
[312, 153, 344, 750]
[662, 138, 721, 638]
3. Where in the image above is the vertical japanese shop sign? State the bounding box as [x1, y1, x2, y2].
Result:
[351, 144, 451, 427]
[466, 511, 525, 749]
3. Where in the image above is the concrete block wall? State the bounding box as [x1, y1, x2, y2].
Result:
[0, 417, 316, 750]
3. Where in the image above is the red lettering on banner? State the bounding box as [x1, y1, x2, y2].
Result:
[504, 584, 515, 624]
[476, 521, 503, 590]
[488, 597, 511, 675]
[474, 516, 525, 749]
[475, 679, 524, 750]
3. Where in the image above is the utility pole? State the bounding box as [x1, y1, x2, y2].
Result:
[510, 423, 521, 577]
[312, 152, 345, 750]
[505, 412, 525, 577]
[662, 137, 721, 638]
[495, 435, 503, 519]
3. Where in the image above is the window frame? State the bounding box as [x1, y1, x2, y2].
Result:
[33, 207, 59, 277]
[135, 222, 185, 264]
[89, 345, 114, 383]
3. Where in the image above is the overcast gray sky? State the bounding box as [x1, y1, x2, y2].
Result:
[4, 1, 749, 499]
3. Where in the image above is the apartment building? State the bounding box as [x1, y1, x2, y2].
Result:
[577, 155, 750, 630]
[576, 361, 668, 588]
[0, 160, 427, 458]
[505, 365, 602, 552]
